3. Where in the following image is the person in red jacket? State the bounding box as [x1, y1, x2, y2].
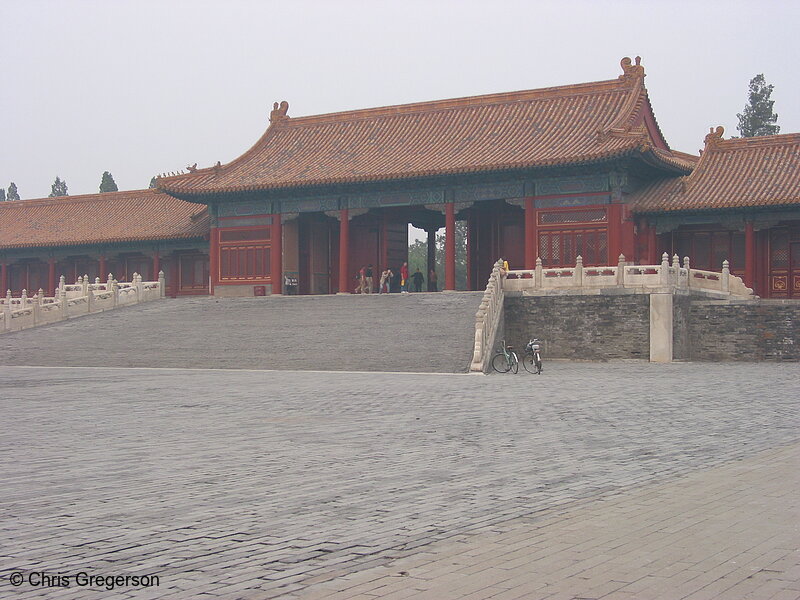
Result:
[400, 262, 409, 294]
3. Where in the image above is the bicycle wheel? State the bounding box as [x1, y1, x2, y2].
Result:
[510, 351, 519, 374]
[522, 353, 538, 374]
[491, 352, 512, 373]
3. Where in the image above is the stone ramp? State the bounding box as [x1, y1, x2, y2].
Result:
[0, 292, 484, 372]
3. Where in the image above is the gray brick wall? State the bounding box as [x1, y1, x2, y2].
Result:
[673, 295, 692, 361]
[687, 300, 800, 361]
[504, 295, 650, 360]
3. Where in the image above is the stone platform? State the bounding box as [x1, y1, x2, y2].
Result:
[0, 292, 483, 373]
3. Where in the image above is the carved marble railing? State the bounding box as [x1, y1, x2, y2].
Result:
[470, 259, 505, 373]
[0, 272, 166, 334]
[503, 253, 754, 298]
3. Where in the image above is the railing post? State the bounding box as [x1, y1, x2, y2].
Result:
[58, 275, 66, 295]
[3, 290, 11, 332]
[617, 254, 626, 286]
[535, 257, 543, 288]
[34, 289, 43, 325]
[81, 275, 89, 297]
[59, 284, 68, 319]
[683, 256, 690, 270]
[136, 273, 144, 302]
[158, 270, 166, 298]
[722, 260, 730, 293]
[86, 283, 94, 313]
[111, 277, 119, 307]
[574, 255, 584, 288]
[659, 252, 670, 286]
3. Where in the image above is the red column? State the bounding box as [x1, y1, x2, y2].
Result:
[209, 227, 219, 295]
[744, 220, 755, 290]
[338, 209, 350, 293]
[152, 253, 160, 281]
[524, 197, 536, 269]
[646, 222, 658, 264]
[607, 204, 623, 265]
[99, 256, 107, 280]
[621, 206, 635, 263]
[466, 213, 472, 290]
[1, 263, 7, 293]
[445, 202, 456, 290]
[271, 215, 282, 294]
[48, 259, 56, 296]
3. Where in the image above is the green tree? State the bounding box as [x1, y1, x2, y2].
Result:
[7, 182, 20, 201]
[49, 176, 68, 197]
[0, 188, 5, 202]
[99, 171, 118, 193]
[149, 176, 158, 189]
[736, 74, 780, 137]
[407, 221, 468, 290]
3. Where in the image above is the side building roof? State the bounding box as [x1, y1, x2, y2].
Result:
[158, 57, 695, 198]
[632, 129, 800, 214]
[0, 189, 209, 250]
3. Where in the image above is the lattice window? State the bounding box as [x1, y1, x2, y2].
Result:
[538, 230, 608, 267]
[539, 208, 607, 225]
[771, 231, 789, 268]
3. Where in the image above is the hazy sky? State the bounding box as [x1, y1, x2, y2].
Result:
[2, 0, 798, 200]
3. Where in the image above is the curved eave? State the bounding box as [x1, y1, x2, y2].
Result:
[162, 145, 693, 200]
[633, 200, 800, 216]
[0, 233, 208, 251]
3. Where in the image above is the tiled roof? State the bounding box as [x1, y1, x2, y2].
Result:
[632, 130, 800, 213]
[0, 189, 209, 249]
[158, 57, 694, 197]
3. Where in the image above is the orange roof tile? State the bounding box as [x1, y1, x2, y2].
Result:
[158, 57, 694, 197]
[0, 189, 209, 249]
[632, 130, 800, 213]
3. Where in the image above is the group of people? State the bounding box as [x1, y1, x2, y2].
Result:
[354, 262, 439, 294]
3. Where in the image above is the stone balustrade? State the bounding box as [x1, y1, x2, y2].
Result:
[470, 259, 505, 373]
[503, 253, 754, 298]
[0, 272, 166, 334]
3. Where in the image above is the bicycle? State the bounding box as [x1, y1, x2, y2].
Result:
[492, 339, 519, 373]
[522, 338, 543, 374]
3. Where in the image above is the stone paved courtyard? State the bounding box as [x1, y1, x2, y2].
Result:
[1, 362, 799, 598]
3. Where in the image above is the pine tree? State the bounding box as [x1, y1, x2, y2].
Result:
[736, 74, 780, 137]
[149, 176, 158, 189]
[99, 171, 118, 193]
[7, 182, 20, 201]
[49, 176, 69, 197]
[0, 188, 5, 202]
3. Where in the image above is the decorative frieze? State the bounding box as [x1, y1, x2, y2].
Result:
[217, 200, 274, 217]
[535, 175, 609, 197]
[454, 182, 524, 203]
[535, 194, 611, 209]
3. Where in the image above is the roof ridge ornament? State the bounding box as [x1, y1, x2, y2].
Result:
[619, 56, 645, 83]
[704, 126, 725, 150]
[270, 100, 289, 123]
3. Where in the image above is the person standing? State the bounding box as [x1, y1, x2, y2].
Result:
[411, 268, 424, 292]
[379, 268, 392, 293]
[400, 262, 409, 294]
[355, 265, 366, 294]
[429, 268, 438, 291]
[364, 264, 374, 294]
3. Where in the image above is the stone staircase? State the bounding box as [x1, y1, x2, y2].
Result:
[0, 292, 484, 373]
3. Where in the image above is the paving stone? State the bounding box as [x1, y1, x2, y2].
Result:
[0, 362, 798, 599]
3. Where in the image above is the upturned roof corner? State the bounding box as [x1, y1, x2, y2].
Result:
[270, 100, 290, 124]
[618, 56, 645, 84]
